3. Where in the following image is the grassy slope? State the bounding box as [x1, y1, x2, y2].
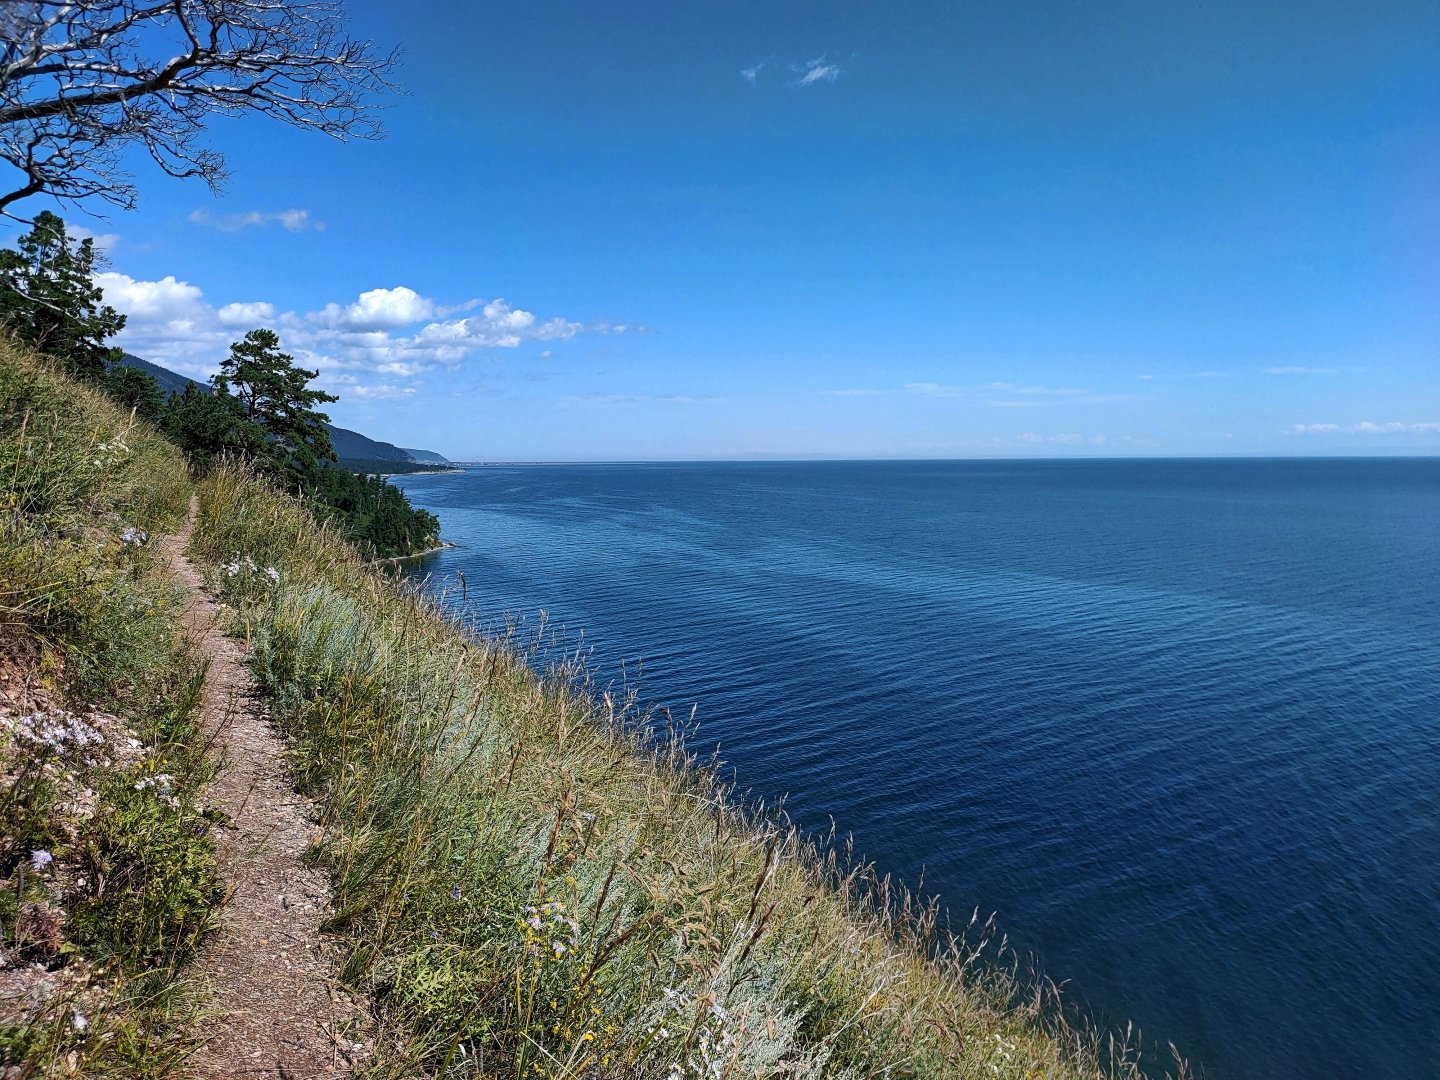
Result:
[0, 344, 1181, 1078]
[0, 340, 221, 1075]
[194, 464, 1179, 1079]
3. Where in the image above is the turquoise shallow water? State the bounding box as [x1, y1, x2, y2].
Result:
[394, 458, 1440, 1079]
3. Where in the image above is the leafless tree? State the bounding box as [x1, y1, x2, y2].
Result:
[0, 0, 399, 217]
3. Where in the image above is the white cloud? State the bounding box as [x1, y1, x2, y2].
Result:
[94, 273, 607, 399]
[94, 272, 205, 321]
[987, 382, 1084, 396]
[414, 300, 581, 350]
[740, 62, 765, 85]
[349, 383, 417, 400]
[1019, 432, 1136, 446]
[68, 223, 120, 254]
[217, 301, 278, 327]
[328, 286, 435, 331]
[188, 208, 324, 232]
[1287, 421, 1440, 435]
[904, 382, 967, 398]
[793, 57, 843, 86]
[1137, 370, 1226, 381]
[589, 320, 651, 335]
[574, 393, 726, 406]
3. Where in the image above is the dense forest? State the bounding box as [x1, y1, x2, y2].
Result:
[0, 212, 440, 559]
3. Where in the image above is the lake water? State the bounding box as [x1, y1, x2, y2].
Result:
[393, 458, 1440, 1079]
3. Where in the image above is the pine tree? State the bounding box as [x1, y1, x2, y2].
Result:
[0, 212, 125, 380]
[102, 365, 165, 423]
[162, 383, 263, 471]
[213, 329, 337, 485]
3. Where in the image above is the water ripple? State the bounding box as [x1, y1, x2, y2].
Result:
[396, 459, 1440, 1080]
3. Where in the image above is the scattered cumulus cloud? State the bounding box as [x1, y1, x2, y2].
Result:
[414, 300, 582, 349]
[94, 272, 615, 400]
[1287, 421, 1440, 435]
[320, 286, 435, 331]
[187, 208, 324, 232]
[217, 301, 277, 327]
[95, 272, 205, 321]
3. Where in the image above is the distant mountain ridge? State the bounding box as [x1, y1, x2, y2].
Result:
[115, 353, 449, 465]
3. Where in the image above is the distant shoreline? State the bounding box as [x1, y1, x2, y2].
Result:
[370, 540, 456, 565]
[378, 466, 464, 478]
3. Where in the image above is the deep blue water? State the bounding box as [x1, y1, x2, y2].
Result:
[393, 459, 1440, 1079]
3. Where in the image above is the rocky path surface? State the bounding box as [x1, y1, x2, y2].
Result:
[159, 499, 367, 1079]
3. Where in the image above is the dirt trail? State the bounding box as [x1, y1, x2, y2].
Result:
[158, 499, 367, 1079]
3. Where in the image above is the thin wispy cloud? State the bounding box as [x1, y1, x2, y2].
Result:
[1020, 432, 1140, 447]
[1137, 370, 1226, 381]
[793, 57, 843, 86]
[187, 208, 324, 233]
[904, 382, 967, 398]
[829, 381, 1118, 403]
[743, 55, 845, 88]
[1287, 421, 1440, 435]
[573, 393, 727, 406]
[987, 382, 1084, 396]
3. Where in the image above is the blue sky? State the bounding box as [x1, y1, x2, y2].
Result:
[10, 0, 1438, 459]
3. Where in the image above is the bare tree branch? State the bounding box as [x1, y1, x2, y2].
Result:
[0, 0, 399, 216]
